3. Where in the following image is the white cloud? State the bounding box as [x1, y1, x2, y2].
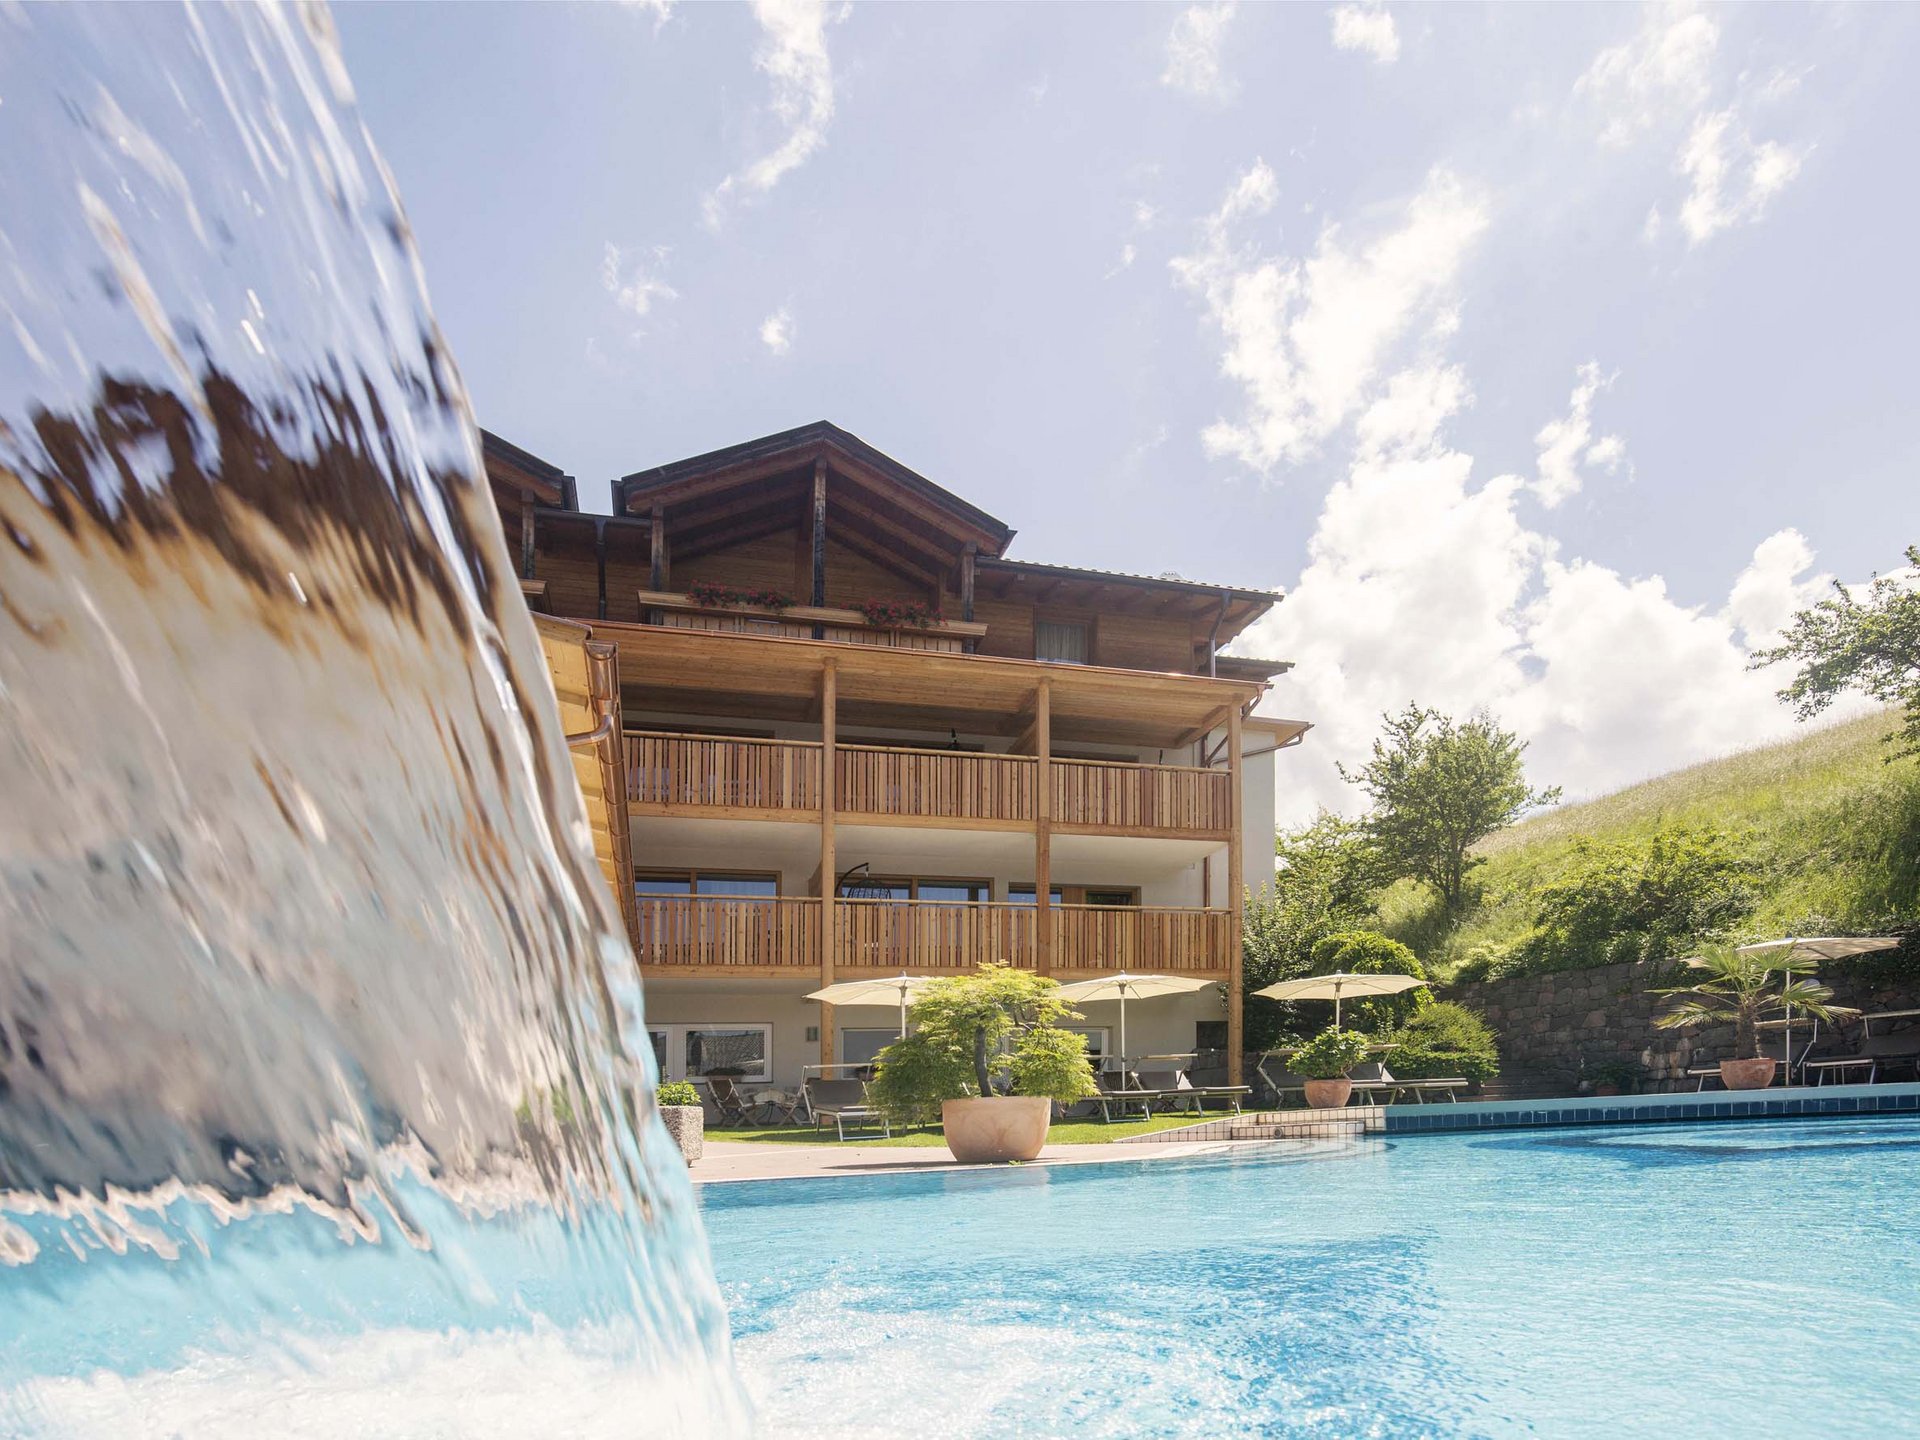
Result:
[1329, 6, 1399, 65]
[703, 0, 847, 227]
[1724, 527, 1828, 647]
[759, 306, 794, 355]
[1532, 361, 1627, 507]
[1676, 110, 1803, 245]
[1104, 243, 1138, 279]
[1577, 6, 1804, 246]
[619, 0, 676, 32]
[1577, 5, 1719, 147]
[1161, 3, 1238, 102]
[600, 242, 677, 324]
[1171, 162, 1487, 471]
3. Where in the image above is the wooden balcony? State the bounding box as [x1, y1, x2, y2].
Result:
[1052, 758, 1230, 836]
[629, 896, 1230, 978]
[1053, 904, 1231, 977]
[837, 743, 1036, 825]
[624, 730, 1229, 837]
[633, 895, 821, 972]
[835, 898, 1038, 974]
[637, 590, 988, 654]
[627, 731, 821, 815]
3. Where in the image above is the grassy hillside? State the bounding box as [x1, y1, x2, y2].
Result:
[1378, 709, 1920, 981]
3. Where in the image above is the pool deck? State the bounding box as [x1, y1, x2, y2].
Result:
[691, 1082, 1920, 1182]
[691, 1135, 1274, 1184]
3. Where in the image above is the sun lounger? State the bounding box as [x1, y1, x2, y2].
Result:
[1802, 1030, 1920, 1086]
[1095, 1070, 1174, 1122]
[1131, 1069, 1250, 1115]
[803, 1077, 892, 1140]
[1349, 1062, 1464, 1104]
[1262, 1065, 1309, 1108]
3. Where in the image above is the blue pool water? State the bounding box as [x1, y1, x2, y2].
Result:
[704, 1119, 1920, 1437]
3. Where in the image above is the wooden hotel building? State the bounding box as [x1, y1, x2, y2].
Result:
[492, 423, 1307, 1088]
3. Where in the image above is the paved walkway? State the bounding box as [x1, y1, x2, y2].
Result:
[691, 1135, 1276, 1184]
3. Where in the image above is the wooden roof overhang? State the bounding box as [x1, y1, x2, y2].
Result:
[533, 615, 637, 939]
[594, 621, 1268, 749]
[973, 557, 1279, 649]
[616, 422, 1015, 587]
[483, 429, 576, 512]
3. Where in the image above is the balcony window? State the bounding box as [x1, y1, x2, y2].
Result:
[1007, 885, 1065, 906]
[635, 870, 779, 899]
[1034, 620, 1088, 665]
[838, 875, 990, 902]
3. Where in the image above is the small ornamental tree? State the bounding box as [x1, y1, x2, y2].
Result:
[1291, 1027, 1370, 1080]
[1653, 943, 1854, 1060]
[869, 964, 1097, 1125]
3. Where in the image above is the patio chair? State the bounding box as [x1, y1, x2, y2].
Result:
[703, 1075, 754, 1127]
[803, 1077, 891, 1141]
[749, 1085, 807, 1126]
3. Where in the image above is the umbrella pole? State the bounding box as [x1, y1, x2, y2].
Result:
[1119, 989, 1128, 1071]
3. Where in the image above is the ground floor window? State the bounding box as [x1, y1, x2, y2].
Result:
[1008, 885, 1140, 906]
[634, 869, 780, 899]
[840, 1027, 897, 1070]
[648, 1022, 773, 1083]
[1064, 1025, 1111, 1070]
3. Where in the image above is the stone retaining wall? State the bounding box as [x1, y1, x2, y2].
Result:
[1447, 957, 1920, 1091]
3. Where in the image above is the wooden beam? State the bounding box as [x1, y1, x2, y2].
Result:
[817, 462, 833, 622]
[961, 542, 977, 623]
[1227, 704, 1244, 1087]
[826, 519, 944, 592]
[819, 657, 838, 1070]
[825, 482, 957, 577]
[649, 505, 665, 592]
[1035, 677, 1052, 978]
[519, 493, 536, 580]
[1174, 703, 1233, 752]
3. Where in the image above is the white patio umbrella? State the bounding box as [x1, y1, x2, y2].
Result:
[1051, 973, 1215, 1067]
[1253, 971, 1429, 1030]
[804, 973, 937, 1039]
[1731, 935, 1901, 1080]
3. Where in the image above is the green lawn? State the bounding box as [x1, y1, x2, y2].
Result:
[706, 1113, 1216, 1147]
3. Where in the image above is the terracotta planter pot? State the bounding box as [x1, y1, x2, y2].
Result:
[1720, 1057, 1777, 1091]
[941, 1096, 1051, 1163]
[1303, 1078, 1353, 1110]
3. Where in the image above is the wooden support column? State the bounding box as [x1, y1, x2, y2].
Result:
[1226, 704, 1245, 1086]
[1034, 677, 1052, 977]
[818, 658, 838, 1069]
[519, 493, 536, 580]
[594, 518, 608, 620]
[810, 459, 828, 640]
[960, 543, 978, 654]
[648, 505, 665, 592]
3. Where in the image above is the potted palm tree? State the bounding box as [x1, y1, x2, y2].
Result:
[869, 963, 1098, 1162]
[1292, 1026, 1371, 1109]
[1653, 943, 1854, 1089]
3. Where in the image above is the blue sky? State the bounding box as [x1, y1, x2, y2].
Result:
[337, 1, 1920, 820]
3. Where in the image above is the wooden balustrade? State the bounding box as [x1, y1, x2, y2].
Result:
[639, 591, 985, 653]
[631, 896, 821, 970]
[1051, 757, 1231, 834]
[626, 731, 821, 812]
[836, 744, 1036, 823]
[835, 898, 1038, 972]
[1053, 905, 1231, 976]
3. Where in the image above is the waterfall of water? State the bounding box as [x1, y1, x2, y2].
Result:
[0, 5, 745, 1433]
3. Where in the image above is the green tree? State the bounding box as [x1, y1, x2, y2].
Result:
[1242, 814, 1389, 1049]
[868, 964, 1096, 1125]
[1384, 1002, 1501, 1083]
[1308, 930, 1430, 1033]
[1753, 543, 1920, 760]
[1653, 942, 1853, 1060]
[1339, 705, 1560, 912]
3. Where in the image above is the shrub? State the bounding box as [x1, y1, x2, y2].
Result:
[1513, 825, 1761, 974]
[656, 1081, 700, 1108]
[1309, 930, 1431, 1032]
[1291, 1026, 1371, 1079]
[1384, 1002, 1500, 1083]
[869, 964, 1096, 1124]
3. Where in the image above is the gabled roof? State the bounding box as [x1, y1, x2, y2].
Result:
[974, 555, 1281, 648]
[617, 421, 1015, 557]
[482, 429, 577, 511]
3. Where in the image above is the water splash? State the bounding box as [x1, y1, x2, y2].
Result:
[0, 3, 745, 1431]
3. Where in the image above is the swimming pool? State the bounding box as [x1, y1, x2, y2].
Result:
[703, 1118, 1920, 1437]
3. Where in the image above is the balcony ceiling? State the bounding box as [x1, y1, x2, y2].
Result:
[595, 622, 1264, 749]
